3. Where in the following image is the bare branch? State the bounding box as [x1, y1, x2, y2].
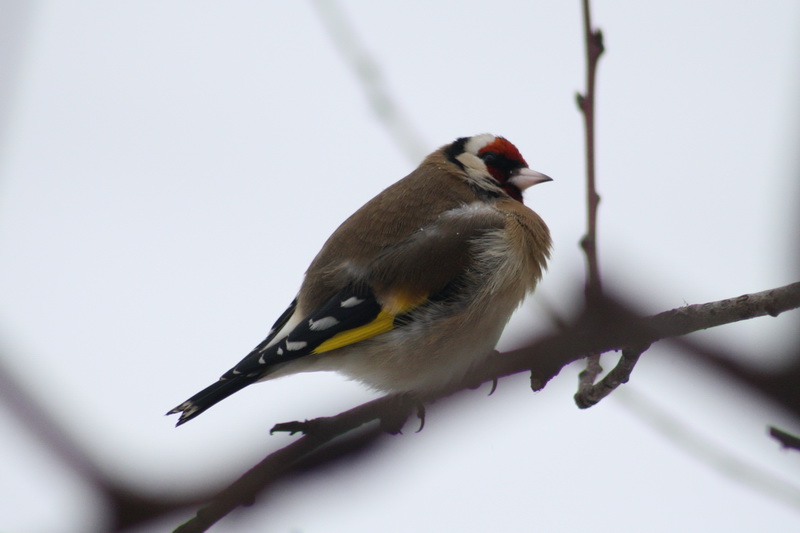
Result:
[575, 345, 648, 408]
[769, 426, 800, 453]
[174, 281, 800, 530]
[672, 335, 800, 422]
[0, 357, 211, 532]
[3, 282, 796, 532]
[576, 351, 603, 396]
[174, 395, 418, 532]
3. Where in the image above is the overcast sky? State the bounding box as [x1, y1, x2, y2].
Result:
[1, 2, 799, 532]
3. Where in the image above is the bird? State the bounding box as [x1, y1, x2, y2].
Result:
[167, 133, 552, 426]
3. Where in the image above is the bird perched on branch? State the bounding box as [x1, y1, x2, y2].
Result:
[167, 134, 552, 426]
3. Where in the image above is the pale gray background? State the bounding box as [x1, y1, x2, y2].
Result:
[1, 2, 799, 532]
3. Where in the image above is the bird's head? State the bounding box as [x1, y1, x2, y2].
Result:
[445, 133, 552, 203]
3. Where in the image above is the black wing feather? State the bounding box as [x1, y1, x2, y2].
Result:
[250, 297, 298, 353]
[228, 284, 382, 377]
[167, 286, 381, 425]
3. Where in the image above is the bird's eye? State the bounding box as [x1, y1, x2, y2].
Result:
[481, 152, 499, 165]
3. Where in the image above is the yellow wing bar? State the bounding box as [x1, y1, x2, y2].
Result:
[311, 289, 428, 355]
[312, 310, 396, 354]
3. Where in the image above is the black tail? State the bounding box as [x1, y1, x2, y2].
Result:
[166, 376, 256, 426]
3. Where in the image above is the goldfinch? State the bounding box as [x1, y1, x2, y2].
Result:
[168, 134, 551, 426]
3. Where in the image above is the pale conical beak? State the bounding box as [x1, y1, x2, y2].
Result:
[509, 167, 553, 191]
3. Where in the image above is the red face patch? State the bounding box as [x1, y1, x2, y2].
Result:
[477, 137, 528, 168]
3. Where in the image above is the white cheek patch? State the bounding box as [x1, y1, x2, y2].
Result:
[455, 152, 488, 174]
[455, 152, 500, 195]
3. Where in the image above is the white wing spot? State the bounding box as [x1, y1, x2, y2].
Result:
[309, 316, 340, 331]
[232, 369, 241, 375]
[258, 354, 266, 364]
[286, 341, 307, 351]
[277, 347, 284, 355]
[341, 296, 364, 308]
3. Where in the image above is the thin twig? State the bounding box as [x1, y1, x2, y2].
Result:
[667, 335, 800, 420]
[576, 353, 603, 396]
[310, 0, 427, 162]
[618, 388, 800, 511]
[577, 0, 605, 302]
[769, 426, 800, 453]
[575, 0, 607, 400]
[574, 344, 648, 408]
